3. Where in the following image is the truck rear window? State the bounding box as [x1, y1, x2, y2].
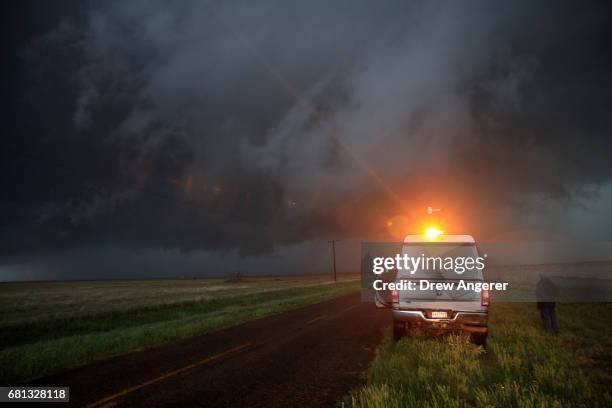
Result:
[398, 243, 484, 280]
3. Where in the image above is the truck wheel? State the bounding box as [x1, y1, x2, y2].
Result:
[393, 321, 405, 341]
[471, 332, 487, 347]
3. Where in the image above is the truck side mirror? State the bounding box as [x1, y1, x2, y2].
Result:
[374, 268, 398, 308]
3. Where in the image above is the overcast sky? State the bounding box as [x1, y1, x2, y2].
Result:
[2, 0, 612, 280]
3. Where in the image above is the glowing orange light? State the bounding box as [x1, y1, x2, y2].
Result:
[425, 226, 444, 239]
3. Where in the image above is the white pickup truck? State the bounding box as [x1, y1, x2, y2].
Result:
[383, 234, 490, 346]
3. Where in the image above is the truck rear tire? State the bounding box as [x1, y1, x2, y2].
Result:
[393, 321, 405, 341]
[471, 332, 487, 347]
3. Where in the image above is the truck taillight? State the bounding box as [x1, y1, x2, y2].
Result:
[391, 289, 399, 305]
[481, 289, 490, 306]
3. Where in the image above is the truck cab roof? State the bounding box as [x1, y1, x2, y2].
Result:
[403, 234, 475, 244]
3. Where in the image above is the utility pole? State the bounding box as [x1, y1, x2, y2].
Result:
[328, 239, 340, 282]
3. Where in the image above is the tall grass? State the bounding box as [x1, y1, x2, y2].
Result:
[346, 303, 611, 407]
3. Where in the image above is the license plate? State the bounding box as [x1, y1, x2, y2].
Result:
[431, 311, 448, 319]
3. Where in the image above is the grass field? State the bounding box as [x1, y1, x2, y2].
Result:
[345, 302, 612, 407]
[0, 275, 359, 384]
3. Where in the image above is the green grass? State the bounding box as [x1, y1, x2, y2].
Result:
[345, 303, 612, 407]
[0, 276, 353, 326]
[0, 278, 359, 384]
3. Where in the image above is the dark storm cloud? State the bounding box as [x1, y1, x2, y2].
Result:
[2, 0, 612, 257]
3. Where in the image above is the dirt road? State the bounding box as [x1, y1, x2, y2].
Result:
[34, 293, 388, 407]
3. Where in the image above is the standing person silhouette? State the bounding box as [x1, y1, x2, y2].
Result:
[536, 274, 558, 333]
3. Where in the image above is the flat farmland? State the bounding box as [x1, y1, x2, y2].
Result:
[0, 275, 360, 383]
